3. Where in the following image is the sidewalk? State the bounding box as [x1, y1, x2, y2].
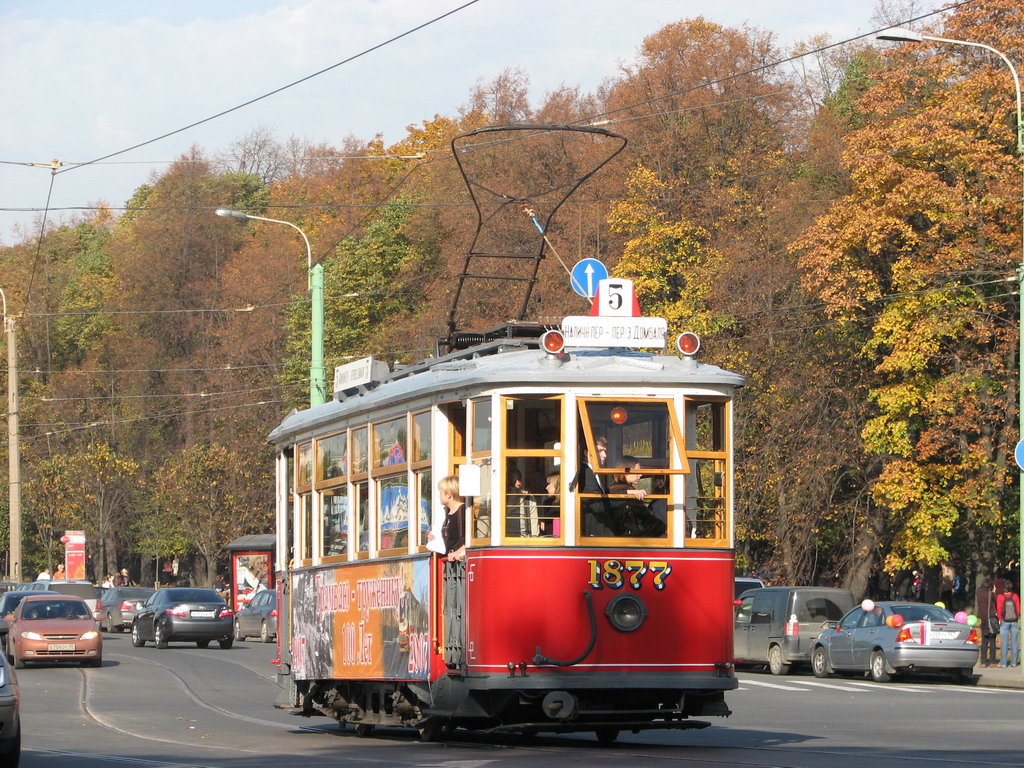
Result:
[975, 663, 1024, 689]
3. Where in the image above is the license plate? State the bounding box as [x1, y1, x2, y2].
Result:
[932, 631, 959, 640]
[48, 643, 75, 651]
[191, 610, 215, 618]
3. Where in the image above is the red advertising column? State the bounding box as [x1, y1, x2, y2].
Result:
[61, 530, 86, 580]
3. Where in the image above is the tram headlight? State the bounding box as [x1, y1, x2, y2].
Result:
[541, 330, 565, 356]
[605, 594, 647, 632]
[676, 331, 700, 356]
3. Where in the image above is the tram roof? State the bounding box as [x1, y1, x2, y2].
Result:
[267, 344, 744, 446]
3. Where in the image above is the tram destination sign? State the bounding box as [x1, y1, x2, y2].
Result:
[559, 315, 667, 348]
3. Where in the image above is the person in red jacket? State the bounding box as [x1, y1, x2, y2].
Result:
[996, 580, 1020, 668]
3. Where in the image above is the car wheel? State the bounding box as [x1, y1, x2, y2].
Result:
[12, 645, 24, 670]
[870, 650, 891, 683]
[768, 644, 791, 676]
[219, 636, 234, 650]
[102, 613, 112, 633]
[260, 620, 271, 643]
[811, 645, 831, 678]
[196, 640, 210, 649]
[0, 722, 20, 766]
[595, 727, 619, 745]
[131, 621, 146, 647]
[951, 667, 975, 685]
[233, 620, 245, 641]
[354, 724, 374, 738]
[155, 622, 169, 649]
[85, 658, 102, 668]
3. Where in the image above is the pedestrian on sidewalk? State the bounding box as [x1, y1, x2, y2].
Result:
[977, 578, 998, 667]
[996, 580, 1020, 668]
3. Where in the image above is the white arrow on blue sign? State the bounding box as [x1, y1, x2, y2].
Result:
[570, 258, 609, 298]
[1015, 439, 1024, 471]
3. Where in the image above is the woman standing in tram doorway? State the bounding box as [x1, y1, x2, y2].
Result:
[432, 475, 466, 562]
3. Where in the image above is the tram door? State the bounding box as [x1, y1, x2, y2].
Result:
[440, 402, 468, 669]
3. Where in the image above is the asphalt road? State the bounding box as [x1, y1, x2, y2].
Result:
[13, 632, 1024, 768]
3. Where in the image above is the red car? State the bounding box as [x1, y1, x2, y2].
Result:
[8, 594, 102, 669]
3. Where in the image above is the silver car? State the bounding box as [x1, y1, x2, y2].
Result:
[97, 587, 156, 632]
[811, 601, 979, 683]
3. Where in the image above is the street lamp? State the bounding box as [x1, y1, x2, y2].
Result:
[1, 287, 21, 582]
[215, 209, 327, 408]
[878, 28, 1024, 620]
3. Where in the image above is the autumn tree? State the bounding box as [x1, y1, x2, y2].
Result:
[795, 0, 1024, 578]
[151, 443, 268, 587]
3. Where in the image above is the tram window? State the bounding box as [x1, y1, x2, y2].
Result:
[416, 470, 432, 546]
[297, 442, 313, 491]
[577, 400, 680, 479]
[354, 481, 370, 555]
[505, 397, 560, 450]
[688, 458, 726, 540]
[322, 492, 348, 558]
[412, 411, 431, 462]
[374, 417, 407, 468]
[351, 427, 368, 475]
[470, 458, 492, 539]
[471, 398, 491, 456]
[577, 399, 679, 541]
[688, 401, 725, 452]
[378, 475, 409, 551]
[318, 431, 347, 482]
[299, 494, 313, 562]
[684, 398, 729, 543]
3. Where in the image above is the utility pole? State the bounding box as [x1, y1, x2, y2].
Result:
[2, 289, 21, 583]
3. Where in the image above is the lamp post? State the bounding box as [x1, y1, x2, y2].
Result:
[1, 288, 21, 582]
[878, 28, 1024, 624]
[215, 209, 327, 408]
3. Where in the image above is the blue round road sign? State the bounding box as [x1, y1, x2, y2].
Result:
[1015, 439, 1024, 471]
[570, 258, 608, 298]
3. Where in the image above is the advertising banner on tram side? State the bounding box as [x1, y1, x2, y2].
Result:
[291, 558, 431, 681]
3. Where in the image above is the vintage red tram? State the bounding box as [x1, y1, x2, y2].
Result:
[268, 299, 743, 741]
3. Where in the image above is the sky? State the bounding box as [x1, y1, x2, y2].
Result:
[0, 0, 935, 245]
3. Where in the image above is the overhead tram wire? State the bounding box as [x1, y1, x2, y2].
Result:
[47, 0, 483, 177]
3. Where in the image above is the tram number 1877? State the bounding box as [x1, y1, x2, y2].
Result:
[587, 559, 672, 590]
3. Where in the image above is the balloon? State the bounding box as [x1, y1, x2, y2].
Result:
[934, 601, 946, 609]
[967, 614, 980, 626]
[861, 599, 875, 612]
[954, 611, 968, 624]
[888, 614, 905, 628]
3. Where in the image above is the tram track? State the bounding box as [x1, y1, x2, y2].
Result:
[54, 643, 1021, 768]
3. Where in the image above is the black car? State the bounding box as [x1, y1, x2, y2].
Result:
[131, 588, 234, 649]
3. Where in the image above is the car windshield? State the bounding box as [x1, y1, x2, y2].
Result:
[890, 604, 954, 622]
[163, 589, 224, 604]
[22, 600, 91, 620]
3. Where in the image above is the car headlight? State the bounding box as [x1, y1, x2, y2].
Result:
[80, 631, 99, 640]
[605, 594, 647, 632]
[0, 665, 7, 687]
[22, 631, 43, 641]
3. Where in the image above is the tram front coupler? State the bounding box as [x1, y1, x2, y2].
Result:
[532, 590, 597, 667]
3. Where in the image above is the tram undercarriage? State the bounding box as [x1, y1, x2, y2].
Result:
[294, 672, 731, 741]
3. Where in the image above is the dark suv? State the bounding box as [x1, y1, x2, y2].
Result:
[131, 588, 234, 649]
[734, 586, 855, 675]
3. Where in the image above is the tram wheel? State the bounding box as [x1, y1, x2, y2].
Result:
[354, 724, 375, 738]
[595, 727, 619, 745]
[417, 716, 444, 742]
